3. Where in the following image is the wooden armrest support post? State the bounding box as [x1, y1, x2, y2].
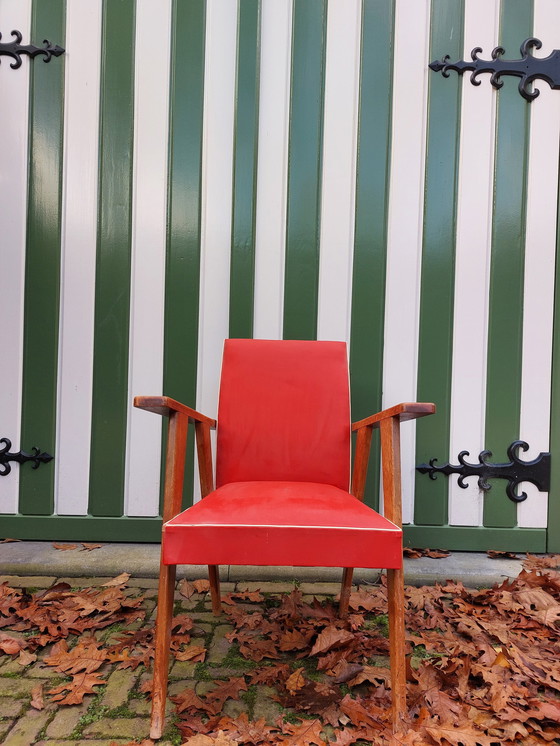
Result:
[350, 402, 435, 513]
[134, 396, 216, 521]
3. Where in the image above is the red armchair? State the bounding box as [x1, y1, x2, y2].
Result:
[134, 339, 435, 740]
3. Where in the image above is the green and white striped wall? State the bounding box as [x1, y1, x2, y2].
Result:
[1, 0, 559, 551]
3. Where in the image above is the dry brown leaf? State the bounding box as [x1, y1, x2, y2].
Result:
[52, 543, 78, 551]
[178, 579, 196, 599]
[174, 644, 206, 662]
[193, 579, 211, 594]
[80, 542, 103, 551]
[523, 553, 560, 570]
[0, 538, 21, 543]
[278, 717, 327, 746]
[48, 671, 107, 704]
[0, 632, 25, 655]
[30, 683, 44, 710]
[102, 572, 131, 587]
[17, 649, 37, 666]
[487, 549, 518, 559]
[310, 625, 354, 656]
[285, 667, 306, 695]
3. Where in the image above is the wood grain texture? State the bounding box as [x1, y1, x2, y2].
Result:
[352, 402, 435, 431]
[379, 414, 406, 734]
[134, 395, 216, 426]
[150, 561, 176, 740]
[351, 425, 373, 501]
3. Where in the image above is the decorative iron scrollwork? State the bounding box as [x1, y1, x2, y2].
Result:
[429, 37, 560, 102]
[416, 441, 551, 503]
[0, 30, 65, 69]
[0, 438, 53, 477]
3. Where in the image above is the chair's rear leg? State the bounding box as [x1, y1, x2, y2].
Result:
[150, 563, 176, 741]
[387, 567, 406, 738]
[208, 565, 221, 616]
[339, 567, 354, 617]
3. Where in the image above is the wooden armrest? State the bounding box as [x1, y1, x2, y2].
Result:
[134, 396, 216, 427]
[352, 402, 435, 431]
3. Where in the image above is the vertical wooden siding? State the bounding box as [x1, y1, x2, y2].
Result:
[0, 0, 555, 550]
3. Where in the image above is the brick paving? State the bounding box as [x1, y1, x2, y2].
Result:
[0, 575, 345, 745]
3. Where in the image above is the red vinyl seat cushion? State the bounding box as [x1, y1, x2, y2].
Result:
[162, 481, 402, 569]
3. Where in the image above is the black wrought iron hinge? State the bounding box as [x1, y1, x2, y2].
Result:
[429, 38, 560, 102]
[0, 438, 53, 477]
[0, 30, 65, 69]
[416, 440, 551, 503]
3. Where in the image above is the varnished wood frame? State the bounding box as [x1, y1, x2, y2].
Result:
[134, 395, 435, 739]
[349, 401, 435, 737]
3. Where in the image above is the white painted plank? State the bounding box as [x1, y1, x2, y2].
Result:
[195, 0, 238, 500]
[448, 0, 499, 526]
[253, 0, 292, 341]
[55, 0, 102, 515]
[316, 0, 361, 344]
[517, 0, 560, 528]
[0, 0, 32, 513]
[383, 0, 430, 524]
[124, 0, 172, 517]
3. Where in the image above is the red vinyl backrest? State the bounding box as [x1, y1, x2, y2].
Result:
[215, 339, 351, 490]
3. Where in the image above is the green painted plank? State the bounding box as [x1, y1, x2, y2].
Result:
[229, 0, 261, 339]
[547, 154, 560, 552]
[283, 0, 327, 340]
[88, 0, 136, 517]
[414, 0, 463, 526]
[163, 0, 206, 512]
[483, 0, 532, 528]
[404, 525, 546, 553]
[19, 0, 66, 516]
[0, 516, 161, 543]
[349, 0, 394, 511]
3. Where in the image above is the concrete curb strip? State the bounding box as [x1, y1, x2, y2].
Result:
[0, 541, 524, 587]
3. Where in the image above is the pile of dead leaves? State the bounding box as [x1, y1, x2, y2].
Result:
[0, 572, 148, 705]
[1, 557, 560, 745]
[170, 559, 560, 744]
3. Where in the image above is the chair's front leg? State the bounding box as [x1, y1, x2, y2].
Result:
[208, 565, 221, 615]
[339, 567, 354, 617]
[150, 562, 176, 740]
[387, 566, 406, 738]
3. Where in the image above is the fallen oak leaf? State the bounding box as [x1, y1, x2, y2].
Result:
[80, 542, 103, 551]
[278, 716, 327, 746]
[523, 553, 560, 570]
[222, 589, 265, 605]
[44, 638, 107, 674]
[0, 538, 21, 543]
[48, 671, 107, 704]
[17, 649, 37, 666]
[425, 722, 498, 746]
[102, 572, 131, 587]
[193, 579, 211, 594]
[174, 644, 207, 662]
[0, 632, 25, 655]
[403, 547, 424, 559]
[182, 734, 239, 745]
[52, 543, 78, 551]
[172, 686, 216, 715]
[217, 713, 279, 744]
[178, 579, 197, 599]
[285, 666, 306, 695]
[487, 549, 518, 559]
[206, 677, 248, 709]
[309, 625, 355, 656]
[30, 683, 44, 710]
